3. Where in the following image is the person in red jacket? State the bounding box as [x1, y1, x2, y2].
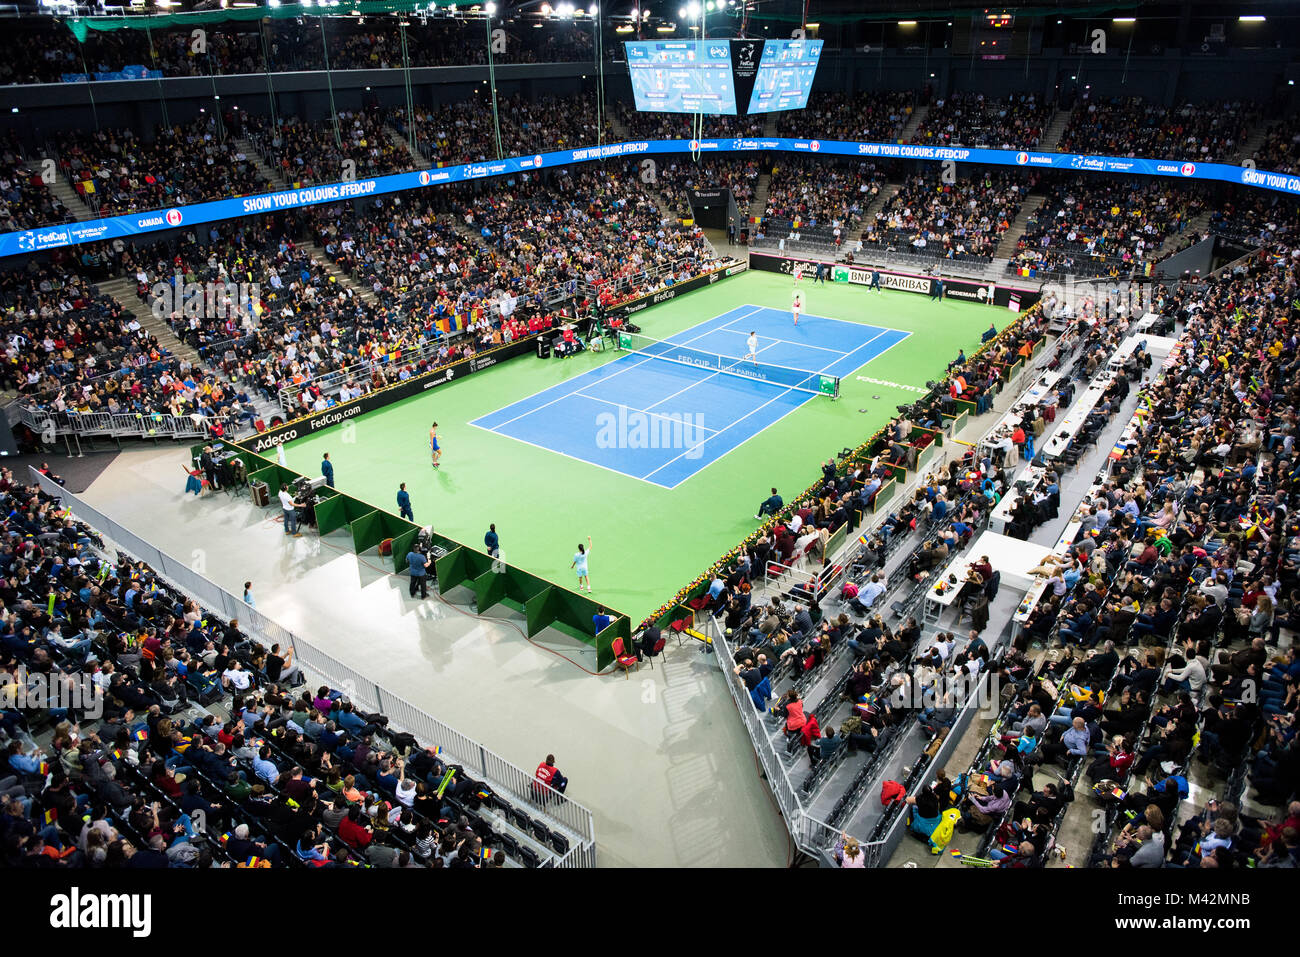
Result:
[338, 806, 373, 850]
[535, 754, 568, 795]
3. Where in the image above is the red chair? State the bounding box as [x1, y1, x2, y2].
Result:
[669, 616, 690, 647]
[612, 637, 639, 679]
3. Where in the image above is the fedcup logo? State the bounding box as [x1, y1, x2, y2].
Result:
[809, 139, 821, 152]
[1016, 151, 1030, 165]
[595, 405, 707, 459]
[165, 208, 183, 226]
[1180, 162, 1196, 177]
[0, 665, 104, 719]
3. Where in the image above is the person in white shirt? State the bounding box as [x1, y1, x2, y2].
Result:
[222, 662, 252, 691]
[279, 484, 302, 536]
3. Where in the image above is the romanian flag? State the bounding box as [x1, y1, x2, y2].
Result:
[476, 788, 490, 800]
[858, 533, 871, 546]
[43, 807, 57, 825]
[435, 315, 450, 334]
[480, 845, 490, 864]
[134, 729, 149, 742]
[1108, 441, 1126, 461]
[220, 832, 231, 844]
[431, 745, 442, 757]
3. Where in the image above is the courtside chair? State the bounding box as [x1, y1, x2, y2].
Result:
[645, 634, 668, 670]
[612, 637, 639, 678]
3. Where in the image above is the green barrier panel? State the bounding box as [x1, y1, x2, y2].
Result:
[943, 409, 969, 436]
[375, 512, 421, 572]
[595, 615, 628, 672]
[498, 563, 553, 614]
[825, 523, 846, 562]
[246, 466, 280, 502]
[912, 439, 938, 472]
[389, 527, 421, 574]
[314, 495, 347, 536]
[525, 585, 555, 637]
[872, 478, 897, 513]
[314, 493, 376, 536]
[472, 566, 510, 615]
[349, 510, 385, 554]
[955, 398, 976, 416]
[434, 546, 471, 594]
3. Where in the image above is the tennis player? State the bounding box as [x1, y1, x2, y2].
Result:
[571, 536, 592, 593]
[792, 263, 803, 284]
[792, 290, 804, 327]
[429, 422, 442, 468]
[745, 331, 759, 363]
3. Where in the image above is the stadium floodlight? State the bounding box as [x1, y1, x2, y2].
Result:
[485, 0, 495, 12]
[588, 3, 597, 14]
[1112, 17, 1135, 23]
[898, 20, 916, 26]
[268, 0, 280, 6]
[1239, 15, 1266, 22]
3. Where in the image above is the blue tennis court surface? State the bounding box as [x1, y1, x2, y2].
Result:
[470, 305, 910, 489]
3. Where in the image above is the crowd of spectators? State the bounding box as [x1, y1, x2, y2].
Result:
[0, 135, 72, 231]
[53, 116, 266, 218]
[1058, 95, 1257, 162]
[1009, 176, 1204, 278]
[612, 102, 764, 141]
[653, 157, 760, 222]
[0, 19, 604, 86]
[763, 158, 888, 237]
[244, 110, 411, 187]
[860, 170, 1030, 261]
[0, 255, 253, 432]
[0, 466, 559, 868]
[912, 92, 1053, 150]
[775, 91, 916, 143]
[1253, 121, 1300, 175]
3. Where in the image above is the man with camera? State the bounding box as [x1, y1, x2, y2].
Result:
[279, 483, 304, 537]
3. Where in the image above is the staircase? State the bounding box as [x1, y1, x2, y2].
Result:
[994, 191, 1047, 260]
[762, 113, 778, 137]
[606, 106, 632, 143]
[1037, 107, 1073, 152]
[234, 137, 288, 191]
[862, 180, 900, 224]
[385, 124, 432, 171]
[1151, 209, 1213, 260]
[1233, 121, 1274, 167]
[39, 168, 93, 222]
[896, 103, 929, 143]
[748, 170, 773, 222]
[298, 239, 380, 308]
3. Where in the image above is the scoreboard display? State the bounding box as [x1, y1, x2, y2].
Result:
[625, 40, 738, 115]
[745, 39, 824, 114]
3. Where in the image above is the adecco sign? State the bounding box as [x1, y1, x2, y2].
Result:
[248, 336, 539, 451]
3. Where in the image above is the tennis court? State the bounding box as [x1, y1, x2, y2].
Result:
[470, 305, 910, 488]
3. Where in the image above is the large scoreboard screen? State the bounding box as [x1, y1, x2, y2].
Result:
[625, 40, 738, 115]
[745, 39, 824, 114]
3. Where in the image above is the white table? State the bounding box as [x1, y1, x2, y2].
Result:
[1134, 313, 1161, 333]
[1042, 371, 1115, 460]
[923, 531, 1057, 625]
[990, 465, 1045, 534]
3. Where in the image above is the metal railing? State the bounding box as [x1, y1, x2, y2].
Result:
[25, 467, 598, 866]
[14, 404, 247, 448]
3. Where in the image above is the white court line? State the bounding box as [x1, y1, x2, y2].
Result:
[572, 390, 722, 434]
[709, 326, 875, 356]
[643, 324, 911, 487]
[466, 420, 677, 490]
[478, 305, 763, 433]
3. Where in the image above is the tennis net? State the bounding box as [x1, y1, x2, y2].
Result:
[616, 331, 840, 398]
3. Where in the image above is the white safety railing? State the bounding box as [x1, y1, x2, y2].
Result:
[26, 467, 597, 867]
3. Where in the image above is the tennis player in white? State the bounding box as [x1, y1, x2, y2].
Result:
[745, 331, 759, 363]
[792, 291, 803, 327]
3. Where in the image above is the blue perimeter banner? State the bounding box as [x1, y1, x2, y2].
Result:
[5, 137, 1299, 259]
